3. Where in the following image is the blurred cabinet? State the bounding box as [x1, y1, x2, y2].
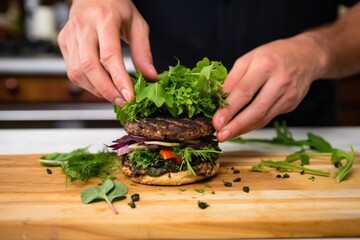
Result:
[0, 74, 105, 103]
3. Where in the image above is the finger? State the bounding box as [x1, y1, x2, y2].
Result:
[222, 53, 251, 93]
[97, 19, 135, 104]
[76, 23, 121, 104]
[216, 76, 287, 142]
[213, 59, 269, 132]
[59, 25, 102, 97]
[128, 16, 157, 81]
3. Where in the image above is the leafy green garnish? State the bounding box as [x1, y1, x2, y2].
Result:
[81, 179, 128, 215]
[251, 160, 330, 177]
[331, 145, 355, 183]
[174, 145, 222, 175]
[39, 147, 120, 183]
[230, 121, 356, 183]
[114, 57, 228, 124]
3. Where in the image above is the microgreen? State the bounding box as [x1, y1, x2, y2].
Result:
[81, 179, 128, 215]
[114, 57, 228, 124]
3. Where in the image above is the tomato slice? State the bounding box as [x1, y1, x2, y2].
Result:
[159, 148, 182, 165]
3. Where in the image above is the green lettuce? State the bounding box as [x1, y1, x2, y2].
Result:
[114, 57, 228, 124]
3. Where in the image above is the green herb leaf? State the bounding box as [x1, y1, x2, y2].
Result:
[107, 182, 128, 202]
[331, 145, 355, 183]
[40, 147, 120, 183]
[81, 179, 128, 214]
[114, 57, 228, 124]
[258, 160, 330, 177]
[231, 120, 356, 183]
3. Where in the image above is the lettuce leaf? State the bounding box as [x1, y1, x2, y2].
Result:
[114, 57, 228, 124]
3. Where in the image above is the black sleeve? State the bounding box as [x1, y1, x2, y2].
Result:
[340, 0, 359, 7]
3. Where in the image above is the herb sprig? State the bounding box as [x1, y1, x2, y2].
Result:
[230, 121, 356, 183]
[39, 147, 120, 183]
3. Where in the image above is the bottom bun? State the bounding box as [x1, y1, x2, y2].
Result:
[122, 161, 220, 186]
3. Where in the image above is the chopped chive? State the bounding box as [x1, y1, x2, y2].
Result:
[128, 201, 136, 208]
[131, 193, 140, 202]
[223, 181, 232, 187]
[233, 177, 241, 182]
[198, 201, 210, 209]
[243, 186, 250, 193]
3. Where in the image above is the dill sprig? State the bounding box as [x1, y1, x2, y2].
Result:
[39, 147, 121, 183]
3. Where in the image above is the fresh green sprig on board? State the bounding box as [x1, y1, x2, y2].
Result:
[230, 121, 356, 183]
[39, 147, 121, 183]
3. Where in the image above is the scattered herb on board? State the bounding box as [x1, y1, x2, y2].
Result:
[223, 180, 232, 187]
[128, 194, 140, 209]
[243, 186, 250, 193]
[131, 194, 140, 202]
[194, 188, 205, 194]
[39, 147, 120, 183]
[198, 201, 210, 209]
[46, 168, 52, 174]
[233, 177, 241, 182]
[229, 121, 356, 183]
[128, 201, 136, 208]
[81, 179, 128, 215]
[276, 174, 290, 179]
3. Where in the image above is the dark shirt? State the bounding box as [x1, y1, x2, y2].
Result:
[134, 0, 358, 126]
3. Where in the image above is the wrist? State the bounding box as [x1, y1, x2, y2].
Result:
[294, 32, 331, 80]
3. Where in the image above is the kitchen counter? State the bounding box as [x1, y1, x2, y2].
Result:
[0, 126, 359, 154]
[0, 127, 359, 239]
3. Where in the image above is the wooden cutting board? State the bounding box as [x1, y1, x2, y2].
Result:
[0, 151, 359, 239]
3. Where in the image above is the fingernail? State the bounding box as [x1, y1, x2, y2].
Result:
[220, 129, 231, 141]
[121, 88, 131, 102]
[114, 97, 125, 108]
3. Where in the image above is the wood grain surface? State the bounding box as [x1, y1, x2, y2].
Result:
[0, 151, 359, 239]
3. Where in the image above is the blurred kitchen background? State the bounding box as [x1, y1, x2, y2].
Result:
[0, 1, 359, 129]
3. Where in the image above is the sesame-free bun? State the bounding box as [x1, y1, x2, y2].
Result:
[122, 161, 220, 186]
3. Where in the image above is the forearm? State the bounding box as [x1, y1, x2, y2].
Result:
[301, 3, 360, 79]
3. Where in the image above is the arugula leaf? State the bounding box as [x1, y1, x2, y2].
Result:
[230, 120, 356, 183]
[136, 82, 174, 108]
[81, 179, 128, 215]
[331, 146, 355, 183]
[114, 57, 228, 125]
[307, 132, 333, 152]
[252, 160, 330, 177]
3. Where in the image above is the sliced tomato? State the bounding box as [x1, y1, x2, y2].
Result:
[159, 148, 182, 165]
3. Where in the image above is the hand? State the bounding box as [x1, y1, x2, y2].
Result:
[213, 35, 326, 142]
[58, 0, 157, 106]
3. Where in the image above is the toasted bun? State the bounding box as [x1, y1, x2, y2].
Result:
[122, 161, 220, 186]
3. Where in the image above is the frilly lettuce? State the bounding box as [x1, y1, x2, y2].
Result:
[114, 57, 228, 124]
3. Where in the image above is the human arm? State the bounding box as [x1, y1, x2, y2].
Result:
[57, 0, 157, 107]
[213, 3, 360, 142]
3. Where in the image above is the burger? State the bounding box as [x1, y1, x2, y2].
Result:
[109, 57, 228, 185]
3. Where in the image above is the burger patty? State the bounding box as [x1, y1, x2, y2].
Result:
[124, 116, 215, 141]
